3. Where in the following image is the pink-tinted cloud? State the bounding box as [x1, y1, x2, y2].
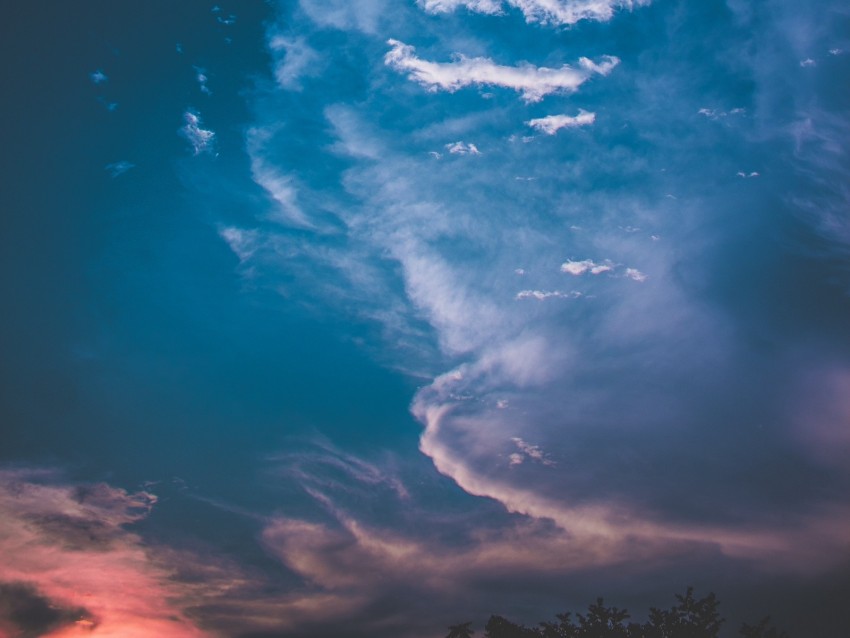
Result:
[0, 469, 211, 638]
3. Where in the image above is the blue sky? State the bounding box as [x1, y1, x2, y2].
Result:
[1, 1, 849, 637]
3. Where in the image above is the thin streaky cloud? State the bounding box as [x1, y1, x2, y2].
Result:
[526, 110, 596, 134]
[105, 161, 135, 178]
[515, 289, 581, 300]
[385, 39, 619, 103]
[420, 0, 650, 25]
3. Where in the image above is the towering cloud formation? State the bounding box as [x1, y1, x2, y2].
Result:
[218, 0, 850, 631]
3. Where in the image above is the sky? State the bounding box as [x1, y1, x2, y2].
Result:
[1, 1, 849, 637]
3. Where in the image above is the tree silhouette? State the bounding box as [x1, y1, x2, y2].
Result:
[449, 587, 788, 638]
[447, 621, 476, 638]
[738, 617, 789, 638]
[575, 598, 633, 637]
[484, 615, 539, 638]
[641, 587, 724, 638]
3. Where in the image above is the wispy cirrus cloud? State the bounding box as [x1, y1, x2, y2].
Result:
[420, 0, 650, 26]
[105, 161, 135, 178]
[385, 39, 619, 102]
[515, 289, 582, 300]
[269, 35, 321, 90]
[527, 110, 596, 134]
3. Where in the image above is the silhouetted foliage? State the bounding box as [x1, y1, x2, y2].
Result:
[485, 615, 540, 638]
[738, 617, 789, 638]
[575, 598, 633, 637]
[447, 621, 475, 638]
[453, 588, 789, 638]
[641, 587, 723, 638]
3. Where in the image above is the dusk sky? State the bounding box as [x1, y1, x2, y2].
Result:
[1, 1, 849, 637]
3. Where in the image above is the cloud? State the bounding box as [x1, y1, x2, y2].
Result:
[219, 226, 261, 262]
[0, 581, 95, 637]
[104, 161, 135, 178]
[624, 267, 647, 282]
[560, 259, 613, 275]
[419, 0, 650, 25]
[269, 35, 321, 90]
[299, 0, 391, 33]
[511, 437, 555, 466]
[697, 107, 745, 120]
[515, 289, 581, 300]
[247, 128, 316, 229]
[90, 70, 107, 84]
[0, 469, 212, 637]
[527, 110, 596, 134]
[385, 39, 619, 102]
[194, 67, 211, 95]
[179, 110, 215, 155]
[445, 140, 481, 155]
[225, 5, 850, 625]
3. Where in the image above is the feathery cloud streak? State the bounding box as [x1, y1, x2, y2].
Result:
[421, 0, 650, 25]
[385, 39, 619, 102]
[527, 110, 596, 134]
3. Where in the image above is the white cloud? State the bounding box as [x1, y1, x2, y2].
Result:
[219, 227, 261, 262]
[697, 107, 746, 120]
[526, 109, 596, 134]
[509, 452, 525, 465]
[511, 437, 555, 466]
[180, 110, 215, 155]
[736, 171, 760, 178]
[269, 35, 321, 90]
[247, 128, 315, 229]
[195, 67, 212, 95]
[445, 141, 481, 155]
[105, 161, 135, 178]
[299, 0, 390, 33]
[90, 69, 108, 84]
[385, 39, 619, 103]
[560, 259, 613, 275]
[799, 58, 816, 67]
[515, 289, 581, 300]
[420, 0, 650, 26]
[624, 267, 648, 282]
